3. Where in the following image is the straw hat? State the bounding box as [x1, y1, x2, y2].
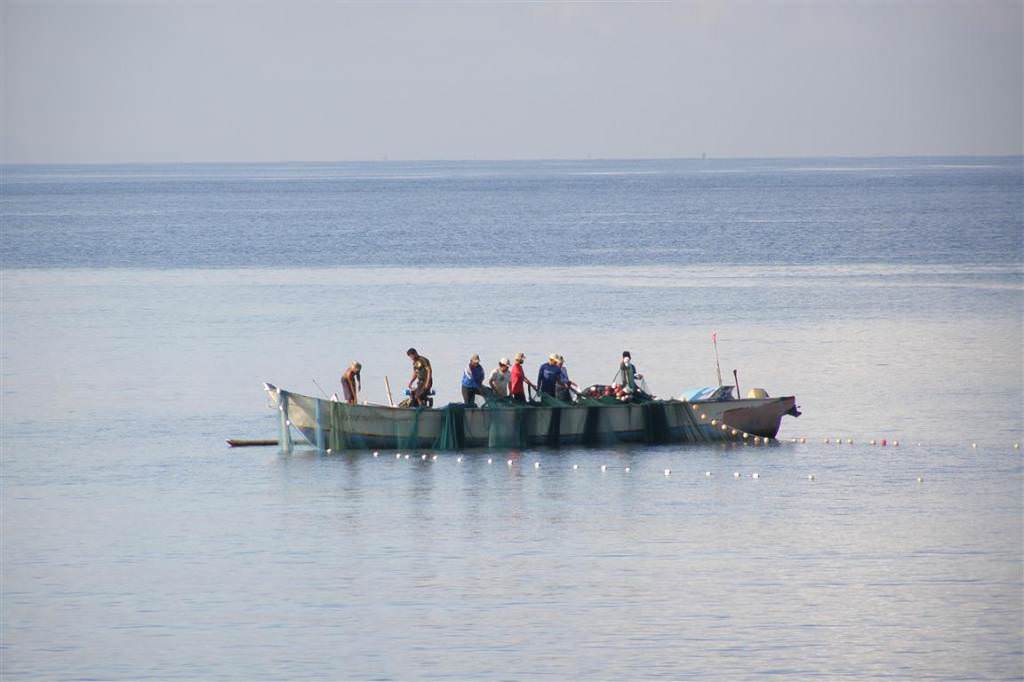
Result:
[548, 353, 558, 362]
[470, 354, 480, 363]
[499, 357, 510, 366]
[514, 352, 525, 362]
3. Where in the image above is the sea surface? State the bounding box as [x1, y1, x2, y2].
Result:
[2, 157, 1022, 680]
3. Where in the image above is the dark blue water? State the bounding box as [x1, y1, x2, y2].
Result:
[3, 157, 1021, 269]
[2, 158, 1022, 680]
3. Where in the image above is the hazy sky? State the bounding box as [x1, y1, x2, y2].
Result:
[2, 1, 1021, 163]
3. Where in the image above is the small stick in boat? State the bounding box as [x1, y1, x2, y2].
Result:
[226, 439, 279, 447]
[384, 375, 395, 407]
[312, 378, 330, 399]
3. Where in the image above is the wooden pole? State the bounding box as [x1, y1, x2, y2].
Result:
[384, 375, 395, 407]
[713, 331, 724, 387]
[733, 369, 741, 400]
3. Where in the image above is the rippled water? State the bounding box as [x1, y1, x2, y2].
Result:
[2, 159, 1022, 679]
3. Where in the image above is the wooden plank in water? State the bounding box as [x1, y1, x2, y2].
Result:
[226, 439, 279, 448]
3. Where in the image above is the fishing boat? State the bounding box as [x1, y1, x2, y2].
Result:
[263, 383, 800, 452]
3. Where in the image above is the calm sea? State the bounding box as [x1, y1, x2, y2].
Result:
[2, 157, 1022, 680]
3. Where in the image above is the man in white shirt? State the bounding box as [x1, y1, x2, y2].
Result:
[488, 357, 511, 398]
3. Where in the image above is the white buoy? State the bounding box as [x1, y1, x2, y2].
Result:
[752, 472, 759, 479]
[600, 464, 607, 471]
[421, 454, 427, 460]
[534, 461, 540, 468]
[664, 468, 671, 476]
[917, 476, 924, 483]
[808, 474, 816, 481]
[731, 429, 738, 436]
[404, 454, 410, 459]
[790, 438, 797, 443]
[742, 433, 749, 439]
[893, 441, 899, 447]
[572, 464, 579, 470]
[799, 437, 806, 444]
[487, 458, 493, 464]
[455, 456, 462, 463]
[373, 451, 379, 457]
[846, 439, 853, 445]
[710, 419, 717, 426]
[971, 442, 977, 449]
[753, 436, 761, 445]
[870, 439, 876, 446]
[624, 467, 630, 473]
[705, 471, 712, 477]
[823, 438, 829, 444]
[396, 453, 401, 459]
[285, 420, 292, 427]
[507, 459, 513, 466]
[700, 414, 707, 420]
[1014, 443, 1021, 450]
[733, 471, 740, 478]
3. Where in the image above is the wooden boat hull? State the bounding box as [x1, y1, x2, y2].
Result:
[264, 384, 799, 451]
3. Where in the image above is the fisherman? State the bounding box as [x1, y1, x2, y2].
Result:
[406, 348, 433, 407]
[555, 354, 576, 402]
[509, 352, 536, 403]
[461, 354, 485, 406]
[619, 351, 644, 393]
[488, 357, 511, 399]
[340, 361, 362, 405]
[537, 353, 562, 398]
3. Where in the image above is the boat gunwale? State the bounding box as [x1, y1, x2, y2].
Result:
[265, 384, 795, 415]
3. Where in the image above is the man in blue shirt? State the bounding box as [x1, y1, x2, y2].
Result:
[461, 354, 485, 406]
[536, 354, 562, 398]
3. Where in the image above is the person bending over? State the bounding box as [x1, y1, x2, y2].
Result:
[340, 362, 362, 405]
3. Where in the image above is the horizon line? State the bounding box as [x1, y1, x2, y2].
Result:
[2, 152, 1023, 168]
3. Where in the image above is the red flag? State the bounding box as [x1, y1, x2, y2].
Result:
[712, 331, 717, 344]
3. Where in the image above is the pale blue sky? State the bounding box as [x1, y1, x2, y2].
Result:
[2, 1, 1021, 163]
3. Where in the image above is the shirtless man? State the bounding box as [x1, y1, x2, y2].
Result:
[340, 361, 362, 404]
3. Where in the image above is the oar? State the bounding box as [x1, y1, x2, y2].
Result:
[384, 375, 395, 407]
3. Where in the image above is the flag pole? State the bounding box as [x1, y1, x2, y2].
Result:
[712, 331, 724, 387]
